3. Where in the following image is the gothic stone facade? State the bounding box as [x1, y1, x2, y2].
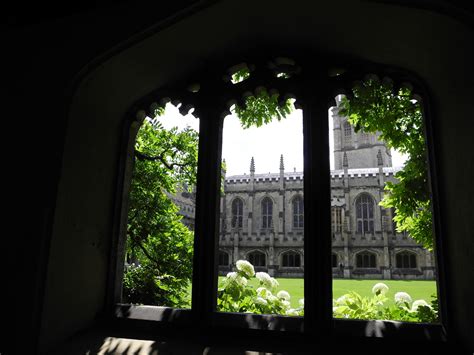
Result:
[216, 104, 436, 280]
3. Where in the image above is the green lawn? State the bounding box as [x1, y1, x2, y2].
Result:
[218, 277, 437, 309]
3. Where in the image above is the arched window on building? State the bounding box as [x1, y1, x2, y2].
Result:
[281, 251, 301, 267]
[248, 251, 266, 267]
[231, 198, 243, 228]
[332, 253, 338, 268]
[218, 251, 230, 266]
[359, 129, 370, 145]
[356, 251, 376, 268]
[356, 194, 374, 234]
[332, 207, 342, 233]
[261, 197, 273, 229]
[293, 196, 304, 229]
[396, 251, 417, 269]
[343, 121, 352, 146]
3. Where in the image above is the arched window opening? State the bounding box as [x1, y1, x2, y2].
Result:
[396, 252, 417, 269]
[293, 196, 304, 229]
[343, 121, 352, 146]
[281, 251, 301, 267]
[248, 251, 266, 267]
[356, 194, 374, 234]
[218, 251, 230, 266]
[332, 207, 342, 233]
[261, 197, 273, 229]
[356, 251, 376, 268]
[332, 253, 338, 268]
[231, 198, 243, 228]
[121, 102, 198, 308]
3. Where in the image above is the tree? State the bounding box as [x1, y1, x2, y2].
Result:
[231, 68, 294, 128]
[123, 117, 198, 307]
[339, 79, 434, 250]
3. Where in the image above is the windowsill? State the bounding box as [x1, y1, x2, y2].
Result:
[114, 304, 447, 342]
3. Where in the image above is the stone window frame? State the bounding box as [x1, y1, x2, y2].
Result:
[292, 195, 304, 229]
[231, 197, 244, 229]
[281, 250, 302, 268]
[110, 52, 447, 342]
[247, 250, 266, 267]
[332, 206, 343, 233]
[355, 193, 375, 234]
[218, 250, 230, 266]
[355, 250, 377, 268]
[260, 196, 273, 230]
[396, 250, 418, 269]
[343, 121, 352, 146]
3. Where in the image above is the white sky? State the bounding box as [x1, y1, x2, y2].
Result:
[156, 103, 407, 176]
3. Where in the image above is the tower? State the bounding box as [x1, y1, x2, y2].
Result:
[332, 95, 392, 169]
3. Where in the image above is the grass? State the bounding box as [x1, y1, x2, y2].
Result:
[218, 277, 437, 309]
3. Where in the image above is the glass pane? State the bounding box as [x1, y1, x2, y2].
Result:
[217, 99, 304, 316]
[330, 90, 439, 323]
[121, 103, 198, 308]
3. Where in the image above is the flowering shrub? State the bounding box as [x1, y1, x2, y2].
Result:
[217, 260, 304, 316]
[218, 260, 438, 323]
[333, 282, 439, 323]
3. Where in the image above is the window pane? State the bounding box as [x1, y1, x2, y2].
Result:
[217, 103, 304, 316]
[330, 92, 439, 323]
[122, 103, 198, 308]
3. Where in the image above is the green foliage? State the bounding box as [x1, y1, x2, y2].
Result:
[123, 264, 190, 307]
[231, 68, 250, 84]
[123, 117, 198, 307]
[339, 79, 434, 250]
[233, 90, 293, 128]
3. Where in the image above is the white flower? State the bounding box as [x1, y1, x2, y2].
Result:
[298, 299, 304, 307]
[226, 271, 247, 286]
[256, 287, 271, 299]
[412, 299, 430, 312]
[336, 295, 349, 304]
[226, 271, 237, 279]
[270, 277, 279, 289]
[372, 283, 389, 296]
[255, 297, 268, 306]
[394, 292, 413, 305]
[277, 290, 291, 301]
[267, 294, 279, 303]
[286, 308, 299, 316]
[256, 272, 272, 288]
[237, 275, 248, 286]
[236, 260, 255, 278]
[281, 300, 291, 309]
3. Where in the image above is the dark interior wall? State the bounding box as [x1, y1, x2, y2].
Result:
[11, 0, 474, 353]
[10, 1, 202, 354]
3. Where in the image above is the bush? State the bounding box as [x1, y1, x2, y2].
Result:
[123, 263, 191, 308]
[217, 260, 304, 316]
[218, 260, 438, 322]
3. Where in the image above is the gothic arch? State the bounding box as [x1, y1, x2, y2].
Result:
[280, 249, 302, 268]
[354, 249, 378, 268]
[395, 249, 418, 269]
[259, 195, 275, 229]
[230, 196, 245, 229]
[291, 194, 304, 229]
[353, 192, 376, 234]
[246, 249, 267, 267]
[218, 249, 230, 266]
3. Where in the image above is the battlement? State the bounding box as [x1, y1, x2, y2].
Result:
[225, 167, 401, 185]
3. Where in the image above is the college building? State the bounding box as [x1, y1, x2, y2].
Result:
[216, 99, 436, 280]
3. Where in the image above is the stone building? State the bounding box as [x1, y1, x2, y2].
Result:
[217, 101, 436, 280]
